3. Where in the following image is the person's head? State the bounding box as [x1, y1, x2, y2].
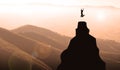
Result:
[81, 9, 84, 11]
[76, 21, 89, 36]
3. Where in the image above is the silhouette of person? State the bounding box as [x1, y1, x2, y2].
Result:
[57, 21, 106, 70]
[81, 9, 85, 17]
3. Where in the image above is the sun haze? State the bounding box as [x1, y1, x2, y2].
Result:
[0, 0, 120, 41]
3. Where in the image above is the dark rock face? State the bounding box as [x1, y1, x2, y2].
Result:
[57, 21, 106, 70]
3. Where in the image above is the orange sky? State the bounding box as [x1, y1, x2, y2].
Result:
[0, 0, 120, 41]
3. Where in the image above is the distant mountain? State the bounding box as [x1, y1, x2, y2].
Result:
[0, 27, 34, 54]
[0, 38, 52, 70]
[12, 25, 120, 70]
[97, 39, 120, 70]
[0, 27, 61, 70]
[97, 39, 120, 53]
[12, 25, 70, 50]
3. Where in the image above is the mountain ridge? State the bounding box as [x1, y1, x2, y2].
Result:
[0, 25, 120, 70]
[12, 25, 70, 50]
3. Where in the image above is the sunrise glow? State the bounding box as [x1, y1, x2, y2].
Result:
[96, 11, 106, 21]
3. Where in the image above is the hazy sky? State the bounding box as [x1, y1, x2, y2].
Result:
[0, 0, 120, 41]
[0, 0, 120, 7]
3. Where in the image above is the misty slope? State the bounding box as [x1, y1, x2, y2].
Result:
[0, 38, 52, 70]
[97, 39, 120, 70]
[0, 27, 61, 70]
[0, 27, 35, 54]
[97, 39, 120, 53]
[12, 25, 70, 50]
[12, 25, 120, 70]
